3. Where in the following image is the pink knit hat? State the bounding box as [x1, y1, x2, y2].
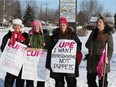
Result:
[30, 20, 44, 35]
[59, 17, 68, 26]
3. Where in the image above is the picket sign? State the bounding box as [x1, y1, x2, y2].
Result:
[0, 40, 27, 76]
[22, 48, 48, 81]
[51, 39, 77, 73]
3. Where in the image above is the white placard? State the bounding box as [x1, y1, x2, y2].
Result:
[22, 48, 47, 81]
[0, 40, 27, 76]
[51, 39, 77, 73]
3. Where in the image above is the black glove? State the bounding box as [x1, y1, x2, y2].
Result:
[83, 54, 89, 61]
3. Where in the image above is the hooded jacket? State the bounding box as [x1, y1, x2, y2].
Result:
[85, 26, 114, 73]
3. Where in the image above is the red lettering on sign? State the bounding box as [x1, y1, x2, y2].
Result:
[12, 44, 25, 52]
[59, 42, 75, 48]
[27, 50, 45, 57]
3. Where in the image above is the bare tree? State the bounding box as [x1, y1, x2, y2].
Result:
[38, 2, 46, 21]
[37, 2, 59, 23]
[13, 1, 22, 19]
[51, 9, 59, 23]
[77, 11, 88, 25]
[0, 0, 22, 25]
[103, 11, 112, 17]
[0, 0, 4, 23]
[20, 0, 59, 24]
[45, 8, 59, 23]
[80, 0, 104, 22]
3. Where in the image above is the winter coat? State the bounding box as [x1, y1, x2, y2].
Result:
[26, 29, 50, 49]
[46, 27, 82, 78]
[26, 32, 45, 48]
[85, 27, 114, 73]
[1, 30, 28, 52]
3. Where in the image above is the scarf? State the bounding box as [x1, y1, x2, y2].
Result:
[8, 31, 25, 46]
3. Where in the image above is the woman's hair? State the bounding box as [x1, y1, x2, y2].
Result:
[93, 16, 109, 41]
[97, 16, 108, 27]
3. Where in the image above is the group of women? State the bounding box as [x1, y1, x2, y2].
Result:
[1, 16, 114, 87]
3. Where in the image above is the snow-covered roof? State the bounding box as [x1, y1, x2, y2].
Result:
[89, 17, 115, 24]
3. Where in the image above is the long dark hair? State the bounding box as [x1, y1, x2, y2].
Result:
[93, 16, 110, 41]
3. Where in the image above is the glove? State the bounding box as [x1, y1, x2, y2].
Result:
[83, 54, 89, 61]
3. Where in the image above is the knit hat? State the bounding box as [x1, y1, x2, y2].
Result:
[30, 20, 44, 35]
[59, 17, 68, 26]
[12, 19, 24, 28]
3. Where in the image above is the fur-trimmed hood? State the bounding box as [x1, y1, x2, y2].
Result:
[94, 25, 116, 36]
[107, 26, 116, 34]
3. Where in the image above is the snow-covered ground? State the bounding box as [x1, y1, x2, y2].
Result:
[0, 27, 116, 87]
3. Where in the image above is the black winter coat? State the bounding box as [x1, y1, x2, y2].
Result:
[1, 30, 28, 52]
[46, 27, 82, 78]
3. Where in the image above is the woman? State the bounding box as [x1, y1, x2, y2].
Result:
[46, 17, 82, 87]
[85, 16, 114, 87]
[1, 19, 28, 87]
[26, 20, 46, 87]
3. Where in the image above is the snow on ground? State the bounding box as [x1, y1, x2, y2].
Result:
[0, 28, 116, 87]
